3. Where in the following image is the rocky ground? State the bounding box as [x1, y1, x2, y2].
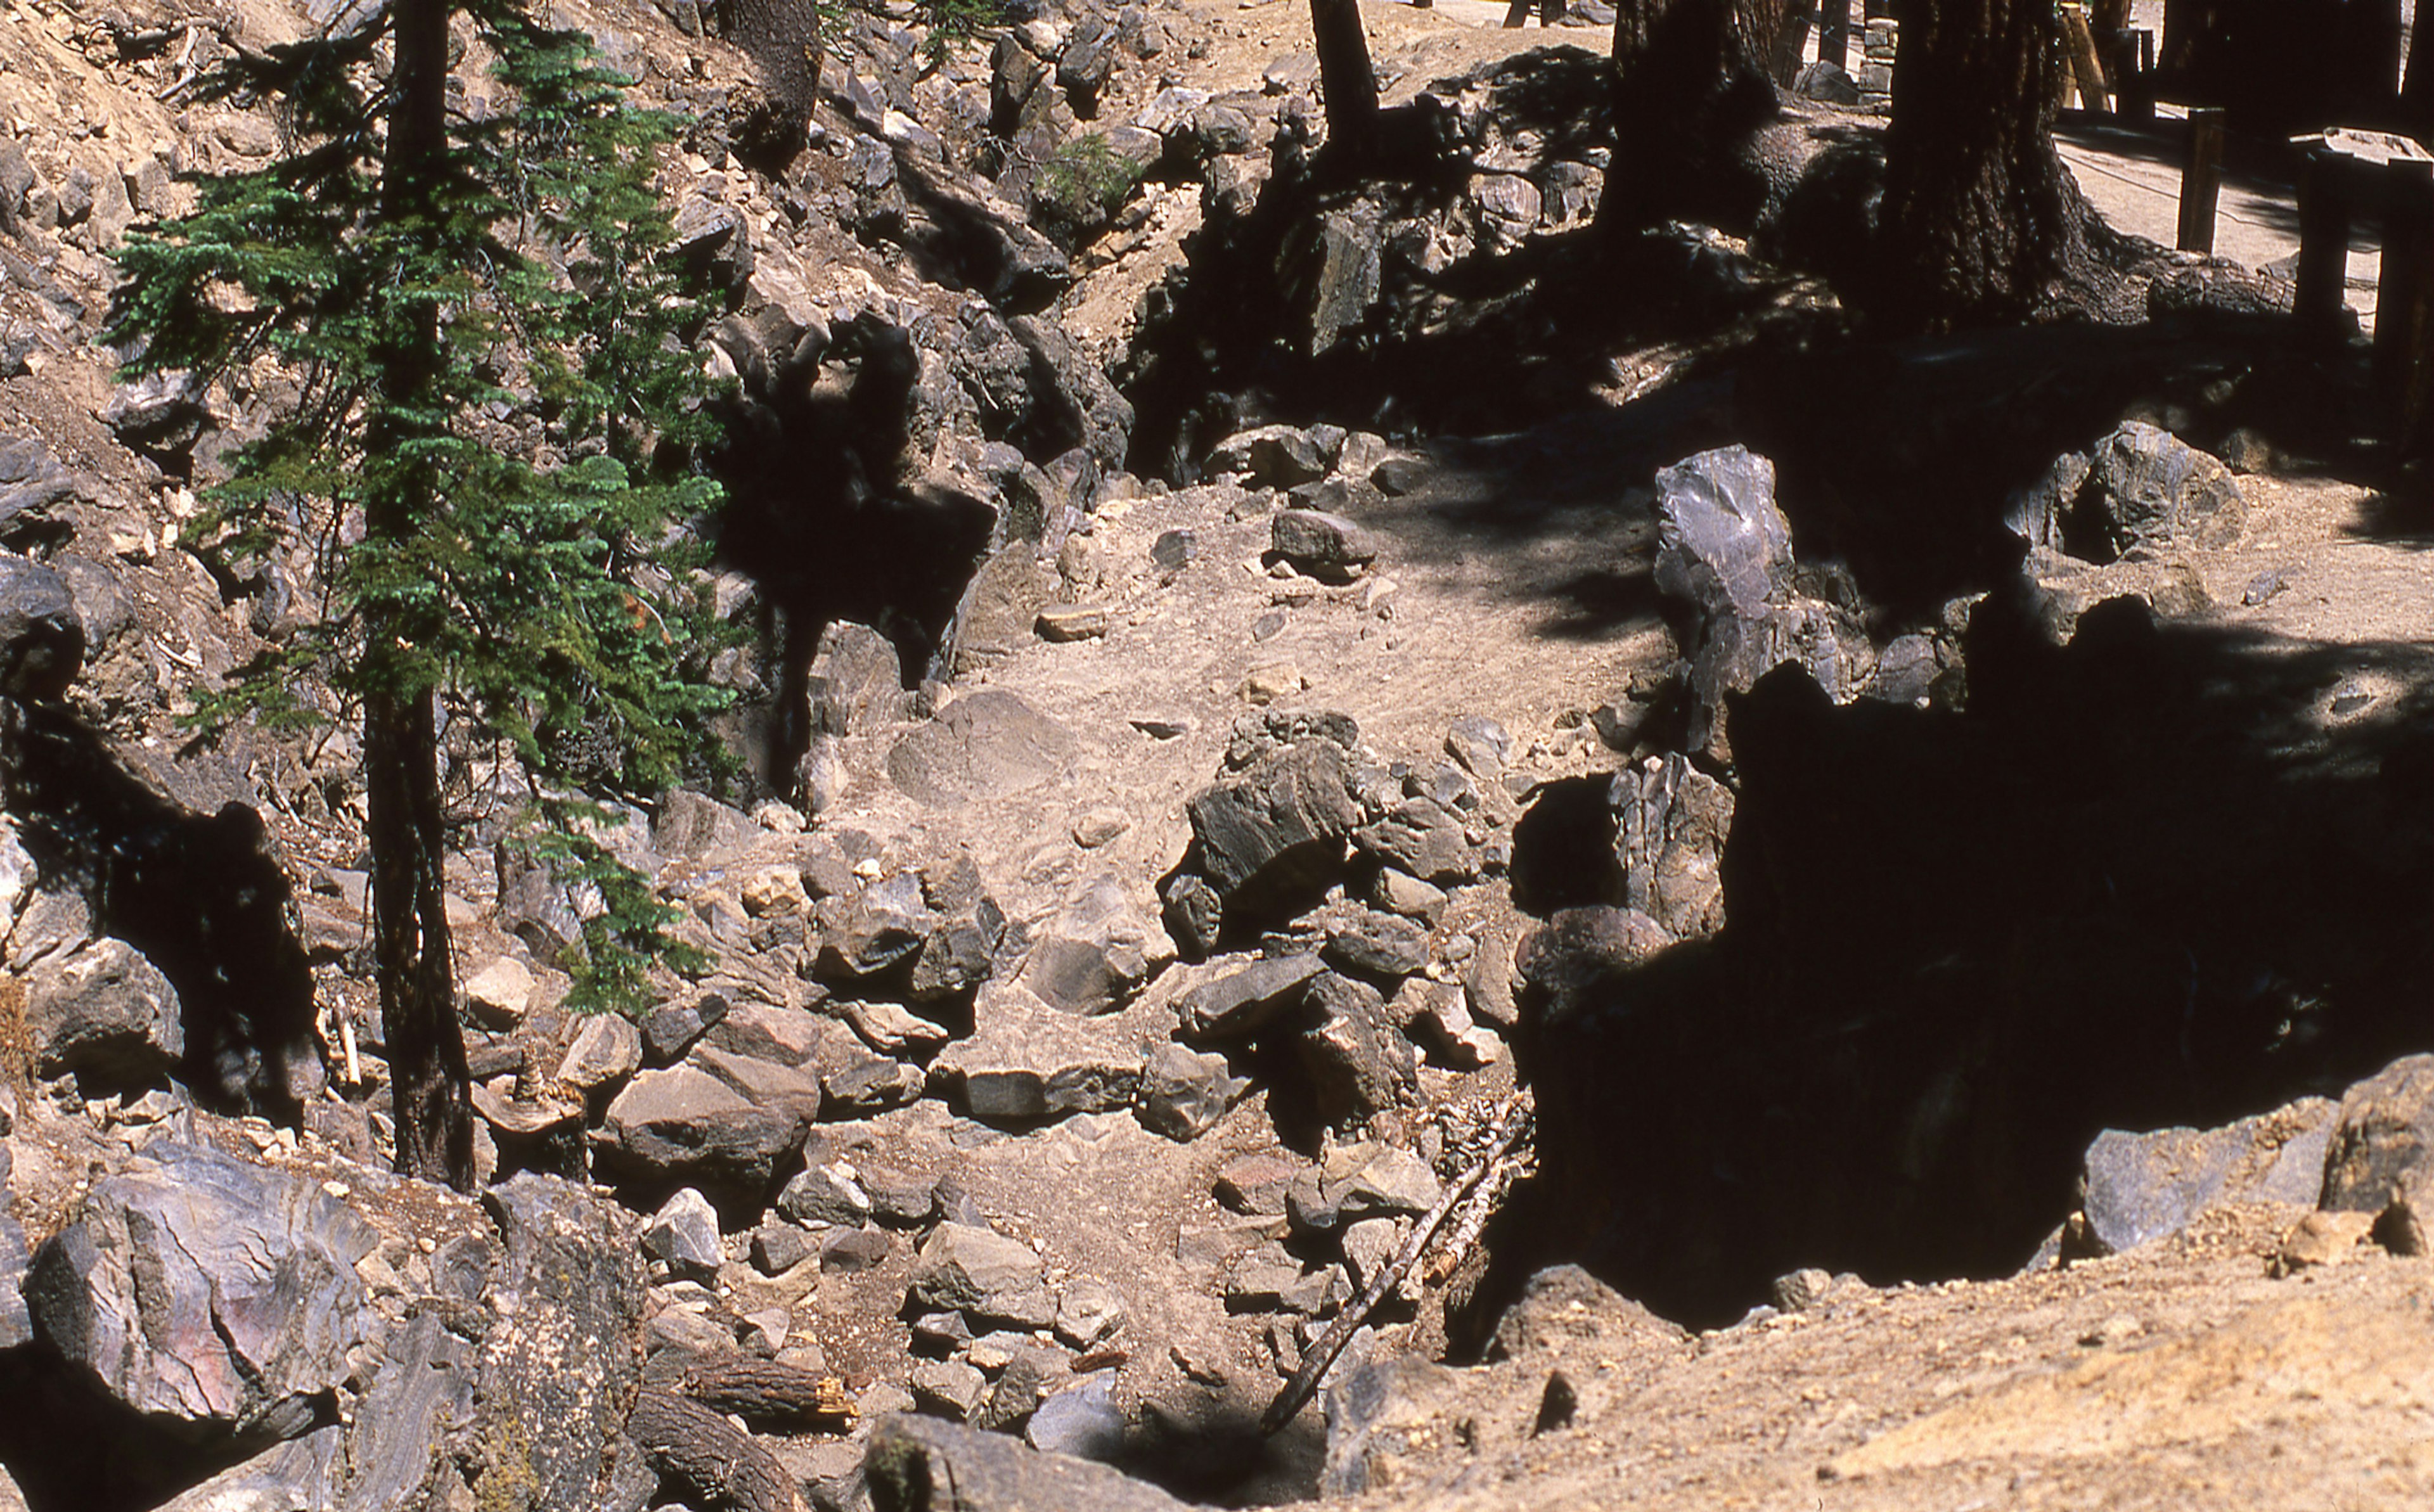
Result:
[1, 0, 2431, 1507]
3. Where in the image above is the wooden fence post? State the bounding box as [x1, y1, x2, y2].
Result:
[2177, 108, 2226, 255]
[2294, 148, 2357, 342]
[2060, 3, 2111, 113]
[2372, 158, 2433, 445]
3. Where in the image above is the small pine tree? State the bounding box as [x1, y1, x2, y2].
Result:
[106, 0, 733, 1187]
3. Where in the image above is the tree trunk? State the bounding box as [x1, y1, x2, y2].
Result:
[2406, 7, 2433, 144]
[1594, 0, 1791, 231]
[1874, 0, 2093, 330]
[372, 0, 475, 1192]
[1308, 0, 1379, 162]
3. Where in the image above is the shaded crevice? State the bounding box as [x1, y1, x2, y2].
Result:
[1497, 594, 2434, 1328]
[0, 703, 317, 1121]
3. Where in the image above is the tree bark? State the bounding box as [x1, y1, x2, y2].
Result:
[1308, 0, 1379, 162]
[372, 0, 474, 1192]
[646, 1352, 854, 1427]
[2406, 8, 2433, 144]
[1874, 0, 2091, 330]
[1594, 0, 1791, 232]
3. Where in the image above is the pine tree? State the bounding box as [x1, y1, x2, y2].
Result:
[106, 0, 733, 1188]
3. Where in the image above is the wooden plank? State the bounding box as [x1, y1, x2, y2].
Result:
[2060, 4, 2112, 114]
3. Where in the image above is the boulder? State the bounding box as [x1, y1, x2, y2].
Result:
[642, 1188, 724, 1284]
[555, 1011, 643, 1091]
[1322, 910, 1431, 981]
[1353, 797, 1476, 884]
[471, 1175, 650, 1510]
[1611, 753, 1732, 941]
[2322, 1055, 2434, 1214]
[934, 989, 1143, 1123]
[1206, 424, 1330, 488]
[866, 1412, 1197, 1509]
[1291, 971, 1416, 1129]
[595, 1065, 808, 1216]
[642, 992, 729, 1066]
[1515, 906, 1673, 1027]
[691, 1044, 827, 1121]
[1022, 876, 1166, 1015]
[1270, 511, 1377, 584]
[888, 690, 1076, 808]
[2080, 1101, 2335, 1254]
[2075, 421, 2247, 560]
[24, 935, 183, 1084]
[905, 1223, 1050, 1327]
[809, 620, 909, 736]
[815, 871, 939, 982]
[25, 1141, 375, 1433]
[1135, 1043, 1248, 1141]
[1176, 952, 1325, 1041]
[1185, 740, 1360, 921]
[1285, 1143, 1441, 1234]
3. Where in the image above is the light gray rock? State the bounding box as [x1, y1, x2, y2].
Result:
[1027, 1375, 1124, 1463]
[556, 1012, 643, 1091]
[778, 1162, 875, 1227]
[866, 1414, 1199, 1512]
[1285, 1143, 1441, 1235]
[1135, 1042, 1249, 1141]
[935, 989, 1143, 1123]
[642, 1188, 723, 1284]
[24, 935, 183, 1084]
[811, 620, 910, 736]
[905, 1223, 1049, 1325]
[1022, 876, 1166, 1015]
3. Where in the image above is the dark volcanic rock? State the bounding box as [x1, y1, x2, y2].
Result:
[1135, 1042, 1249, 1141]
[0, 551, 84, 700]
[1611, 753, 1732, 941]
[1292, 971, 1417, 1129]
[2322, 1055, 2434, 1214]
[1176, 952, 1325, 1040]
[1185, 738, 1360, 922]
[2074, 421, 2247, 560]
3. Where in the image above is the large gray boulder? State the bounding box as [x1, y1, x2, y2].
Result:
[24, 935, 184, 1084]
[467, 1176, 650, 1510]
[1021, 876, 1166, 1015]
[26, 1141, 376, 1434]
[2080, 1101, 2334, 1254]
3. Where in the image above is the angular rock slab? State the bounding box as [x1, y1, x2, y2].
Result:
[866, 1414, 1197, 1512]
[27, 1141, 376, 1432]
[1186, 739, 1360, 919]
[2081, 1101, 2335, 1254]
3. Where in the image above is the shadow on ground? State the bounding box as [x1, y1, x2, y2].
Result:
[1485, 596, 2434, 1330]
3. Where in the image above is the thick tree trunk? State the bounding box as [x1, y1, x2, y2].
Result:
[373, 0, 475, 1193]
[1874, 0, 2094, 330]
[1594, 0, 1791, 231]
[1308, 0, 1379, 162]
[629, 1391, 801, 1512]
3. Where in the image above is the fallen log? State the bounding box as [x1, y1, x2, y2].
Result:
[648, 1351, 858, 1428]
[629, 1388, 802, 1512]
